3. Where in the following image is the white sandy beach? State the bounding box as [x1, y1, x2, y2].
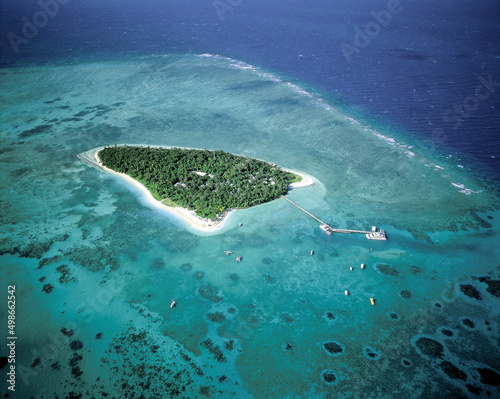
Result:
[78, 146, 315, 232]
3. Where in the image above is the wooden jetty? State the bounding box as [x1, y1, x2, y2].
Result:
[280, 195, 386, 239]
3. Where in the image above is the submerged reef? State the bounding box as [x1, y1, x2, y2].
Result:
[363, 346, 381, 360]
[413, 337, 445, 359]
[198, 284, 223, 303]
[321, 369, 337, 385]
[375, 264, 399, 277]
[42, 283, 54, 293]
[459, 284, 482, 300]
[200, 339, 226, 362]
[439, 361, 467, 381]
[323, 341, 345, 356]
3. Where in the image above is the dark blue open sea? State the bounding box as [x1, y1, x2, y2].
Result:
[1, 1, 499, 398]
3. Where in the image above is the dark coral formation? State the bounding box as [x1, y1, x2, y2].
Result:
[477, 367, 500, 386]
[152, 258, 165, 270]
[323, 341, 345, 356]
[37, 255, 62, 269]
[180, 263, 192, 271]
[441, 329, 453, 337]
[67, 246, 119, 272]
[19, 124, 52, 138]
[193, 271, 205, 281]
[459, 284, 482, 300]
[200, 339, 226, 362]
[56, 264, 77, 284]
[483, 279, 500, 297]
[376, 264, 399, 277]
[414, 337, 444, 359]
[440, 361, 467, 380]
[2, 234, 70, 260]
[42, 283, 54, 293]
[363, 346, 380, 360]
[263, 274, 276, 284]
[101, 325, 238, 396]
[461, 318, 475, 329]
[387, 312, 400, 320]
[467, 385, 482, 395]
[61, 327, 75, 337]
[409, 265, 421, 275]
[325, 312, 335, 320]
[280, 313, 294, 323]
[198, 284, 223, 303]
[70, 339, 84, 351]
[321, 369, 337, 385]
[399, 289, 411, 299]
[69, 352, 83, 379]
[206, 312, 225, 323]
[401, 358, 412, 368]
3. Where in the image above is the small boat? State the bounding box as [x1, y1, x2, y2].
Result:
[239, 223, 242, 227]
[349, 266, 353, 271]
[236, 256, 242, 262]
[345, 290, 349, 296]
[319, 224, 332, 235]
[370, 298, 375, 305]
[310, 250, 314, 256]
[224, 251, 232, 256]
[360, 263, 366, 270]
[170, 298, 177, 308]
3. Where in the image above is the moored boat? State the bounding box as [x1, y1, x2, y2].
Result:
[366, 226, 387, 240]
[320, 224, 332, 235]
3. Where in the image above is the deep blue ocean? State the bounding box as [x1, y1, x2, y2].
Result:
[1, 1, 500, 398]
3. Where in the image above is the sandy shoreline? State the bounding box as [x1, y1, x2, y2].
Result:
[78, 145, 316, 232]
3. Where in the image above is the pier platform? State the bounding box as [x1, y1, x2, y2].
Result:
[280, 195, 387, 240]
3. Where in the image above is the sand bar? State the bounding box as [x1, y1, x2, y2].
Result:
[78, 145, 316, 232]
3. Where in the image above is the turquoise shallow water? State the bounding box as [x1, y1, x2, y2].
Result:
[1, 54, 499, 398]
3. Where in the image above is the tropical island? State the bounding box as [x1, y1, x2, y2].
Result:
[79, 145, 314, 231]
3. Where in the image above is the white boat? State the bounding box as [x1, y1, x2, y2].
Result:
[366, 227, 387, 240]
[170, 299, 176, 308]
[319, 224, 332, 235]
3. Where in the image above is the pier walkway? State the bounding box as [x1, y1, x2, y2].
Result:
[280, 195, 376, 236]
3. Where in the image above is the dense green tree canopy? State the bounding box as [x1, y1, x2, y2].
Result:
[99, 146, 299, 219]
